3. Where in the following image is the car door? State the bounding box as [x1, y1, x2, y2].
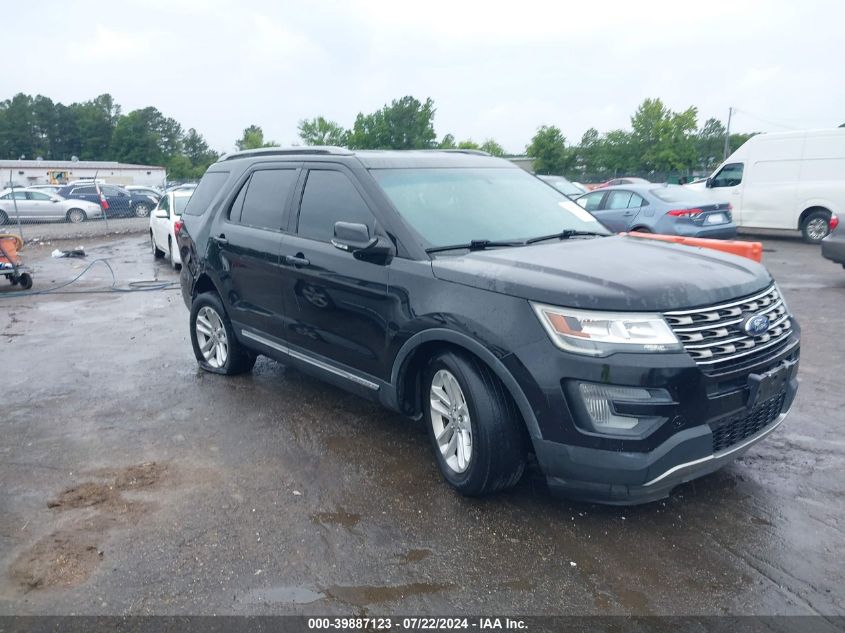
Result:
[280, 165, 391, 380]
[151, 193, 170, 249]
[591, 189, 638, 232]
[26, 190, 61, 221]
[67, 185, 98, 206]
[707, 162, 745, 223]
[209, 165, 299, 336]
[102, 186, 131, 216]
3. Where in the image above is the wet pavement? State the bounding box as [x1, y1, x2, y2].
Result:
[0, 235, 843, 616]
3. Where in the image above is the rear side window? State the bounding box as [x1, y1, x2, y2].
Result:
[297, 170, 374, 242]
[605, 190, 633, 209]
[183, 171, 229, 216]
[72, 186, 95, 195]
[236, 169, 297, 230]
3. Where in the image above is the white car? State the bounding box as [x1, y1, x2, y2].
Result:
[149, 190, 192, 268]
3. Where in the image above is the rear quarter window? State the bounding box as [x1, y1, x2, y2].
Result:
[183, 171, 230, 216]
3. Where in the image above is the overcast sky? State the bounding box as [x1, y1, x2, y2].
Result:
[3, 0, 843, 154]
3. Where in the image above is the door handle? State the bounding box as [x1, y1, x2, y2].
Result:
[284, 253, 310, 267]
[212, 234, 228, 245]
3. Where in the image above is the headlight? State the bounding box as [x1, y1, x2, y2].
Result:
[531, 303, 681, 356]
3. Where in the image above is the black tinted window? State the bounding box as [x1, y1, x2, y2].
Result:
[183, 171, 229, 216]
[298, 170, 374, 242]
[72, 186, 95, 195]
[238, 169, 297, 230]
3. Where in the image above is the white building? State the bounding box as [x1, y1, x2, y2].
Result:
[0, 159, 166, 188]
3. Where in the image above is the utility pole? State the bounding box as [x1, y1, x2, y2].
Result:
[723, 107, 733, 161]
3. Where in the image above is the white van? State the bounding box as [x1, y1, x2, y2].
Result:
[686, 128, 845, 243]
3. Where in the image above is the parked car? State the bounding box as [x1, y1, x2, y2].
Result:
[126, 185, 163, 201]
[575, 184, 737, 238]
[56, 184, 157, 218]
[0, 188, 103, 224]
[149, 190, 192, 268]
[537, 175, 587, 199]
[594, 177, 651, 189]
[821, 214, 844, 268]
[685, 128, 845, 243]
[28, 184, 65, 195]
[177, 148, 799, 505]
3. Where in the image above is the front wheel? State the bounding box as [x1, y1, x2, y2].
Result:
[802, 210, 831, 244]
[189, 292, 256, 375]
[134, 203, 151, 218]
[67, 208, 86, 224]
[151, 231, 164, 258]
[424, 351, 525, 496]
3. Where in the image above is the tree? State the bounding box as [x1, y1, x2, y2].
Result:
[71, 94, 121, 160]
[110, 109, 166, 165]
[183, 128, 218, 176]
[526, 125, 570, 174]
[696, 117, 726, 170]
[630, 98, 698, 173]
[236, 124, 275, 150]
[480, 139, 505, 156]
[457, 139, 480, 150]
[297, 117, 348, 146]
[437, 134, 456, 149]
[347, 96, 436, 149]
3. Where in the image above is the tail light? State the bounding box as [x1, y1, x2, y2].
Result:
[667, 208, 702, 217]
[830, 214, 839, 232]
[174, 219, 184, 236]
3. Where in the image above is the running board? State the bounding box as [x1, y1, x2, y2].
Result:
[241, 329, 380, 391]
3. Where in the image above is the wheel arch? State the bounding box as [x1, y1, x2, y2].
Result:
[390, 329, 542, 441]
[798, 205, 831, 230]
[192, 272, 220, 300]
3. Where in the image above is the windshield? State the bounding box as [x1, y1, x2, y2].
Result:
[371, 167, 607, 248]
[650, 185, 711, 204]
[173, 194, 191, 215]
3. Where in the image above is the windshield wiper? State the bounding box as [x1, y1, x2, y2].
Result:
[425, 239, 525, 254]
[525, 230, 608, 244]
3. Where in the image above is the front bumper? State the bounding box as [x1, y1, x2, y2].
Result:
[511, 326, 800, 505]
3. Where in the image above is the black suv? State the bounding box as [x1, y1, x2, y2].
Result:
[177, 148, 800, 504]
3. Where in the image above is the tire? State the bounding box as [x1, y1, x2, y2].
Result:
[0, 210, 7, 225]
[169, 237, 180, 270]
[632, 226, 652, 233]
[134, 203, 151, 218]
[189, 292, 256, 375]
[17, 273, 32, 290]
[423, 350, 525, 496]
[66, 208, 86, 224]
[151, 231, 164, 258]
[802, 210, 831, 244]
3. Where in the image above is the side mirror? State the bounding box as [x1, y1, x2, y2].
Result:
[51, 198, 59, 203]
[705, 177, 713, 188]
[331, 221, 394, 263]
[154, 209, 168, 218]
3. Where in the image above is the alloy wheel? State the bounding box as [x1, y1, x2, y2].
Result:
[806, 217, 828, 242]
[429, 369, 473, 473]
[195, 306, 228, 368]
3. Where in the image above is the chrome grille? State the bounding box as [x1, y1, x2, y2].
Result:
[664, 285, 792, 370]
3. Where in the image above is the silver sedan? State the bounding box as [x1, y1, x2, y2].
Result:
[0, 188, 104, 224]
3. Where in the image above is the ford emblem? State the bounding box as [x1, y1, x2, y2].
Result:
[743, 313, 770, 336]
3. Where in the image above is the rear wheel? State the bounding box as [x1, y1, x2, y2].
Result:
[66, 208, 85, 224]
[802, 210, 831, 244]
[134, 203, 151, 218]
[151, 231, 164, 258]
[17, 273, 32, 290]
[423, 350, 525, 496]
[190, 292, 256, 375]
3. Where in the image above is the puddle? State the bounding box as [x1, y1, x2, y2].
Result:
[244, 585, 325, 604]
[400, 549, 432, 563]
[311, 510, 361, 528]
[324, 582, 451, 606]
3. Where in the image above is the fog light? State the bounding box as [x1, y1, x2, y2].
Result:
[575, 382, 673, 437]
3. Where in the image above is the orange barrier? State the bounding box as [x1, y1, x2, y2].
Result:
[622, 232, 763, 262]
[0, 234, 24, 265]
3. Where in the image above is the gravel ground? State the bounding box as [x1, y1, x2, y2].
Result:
[0, 233, 843, 618]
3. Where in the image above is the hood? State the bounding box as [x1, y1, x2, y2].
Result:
[431, 236, 771, 312]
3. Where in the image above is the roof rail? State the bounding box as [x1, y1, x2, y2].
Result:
[430, 149, 491, 157]
[220, 146, 354, 161]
